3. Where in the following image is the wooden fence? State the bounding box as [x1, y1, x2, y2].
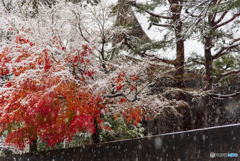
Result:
[4, 123, 240, 161]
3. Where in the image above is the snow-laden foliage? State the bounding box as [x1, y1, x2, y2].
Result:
[0, 0, 128, 150]
[0, 0, 178, 151]
[4, 0, 237, 152]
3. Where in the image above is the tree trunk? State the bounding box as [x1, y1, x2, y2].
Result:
[171, 0, 185, 88]
[171, 0, 193, 130]
[92, 118, 101, 144]
[195, 36, 213, 128]
[29, 139, 38, 152]
[174, 38, 185, 88]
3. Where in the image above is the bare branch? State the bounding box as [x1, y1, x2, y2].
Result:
[213, 13, 240, 29]
[188, 58, 205, 66]
[1, 0, 11, 13]
[217, 0, 222, 5]
[152, 23, 174, 28]
[212, 47, 226, 60]
[123, 36, 133, 50]
[184, 0, 210, 18]
[210, 0, 221, 23]
[105, 92, 138, 102]
[230, 38, 240, 45]
[145, 10, 172, 19]
[78, 23, 90, 43]
[168, 0, 173, 5]
[139, 52, 175, 65]
[105, 93, 124, 98]
[217, 70, 240, 81]
[185, 9, 199, 17]
[122, 34, 174, 65]
[212, 42, 240, 60]
[209, 91, 240, 100]
[212, 51, 228, 60]
[214, 11, 228, 25]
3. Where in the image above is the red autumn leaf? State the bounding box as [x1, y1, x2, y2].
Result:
[116, 83, 123, 91]
[130, 85, 136, 91]
[0, 35, 108, 150]
[119, 98, 127, 104]
[104, 125, 111, 131]
[131, 75, 138, 81]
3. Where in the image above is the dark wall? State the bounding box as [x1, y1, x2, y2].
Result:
[7, 123, 240, 161]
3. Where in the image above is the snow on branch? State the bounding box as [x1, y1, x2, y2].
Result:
[152, 23, 174, 28]
[145, 10, 172, 20]
[218, 70, 240, 80]
[209, 92, 240, 100]
[212, 41, 240, 60]
[214, 11, 228, 25]
[213, 13, 240, 29]
[138, 52, 175, 65]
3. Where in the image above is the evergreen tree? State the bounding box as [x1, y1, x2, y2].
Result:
[186, 0, 240, 128]
[129, 0, 194, 131]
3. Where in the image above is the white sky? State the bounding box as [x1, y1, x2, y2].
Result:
[134, 11, 205, 60]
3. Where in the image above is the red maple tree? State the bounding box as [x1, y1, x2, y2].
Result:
[0, 34, 108, 150]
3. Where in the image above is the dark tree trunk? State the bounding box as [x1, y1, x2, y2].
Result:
[193, 0, 220, 129]
[204, 37, 213, 90]
[171, 0, 193, 131]
[171, 0, 185, 89]
[92, 118, 101, 144]
[29, 139, 38, 152]
[116, 0, 192, 133]
[174, 38, 185, 88]
[195, 36, 213, 129]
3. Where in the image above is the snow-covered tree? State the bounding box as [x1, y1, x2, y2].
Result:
[0, 0, 130, 151]
[124, 0, 240, 130]
[0, 0, 178, 152]
[186, 0, 240, 128]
